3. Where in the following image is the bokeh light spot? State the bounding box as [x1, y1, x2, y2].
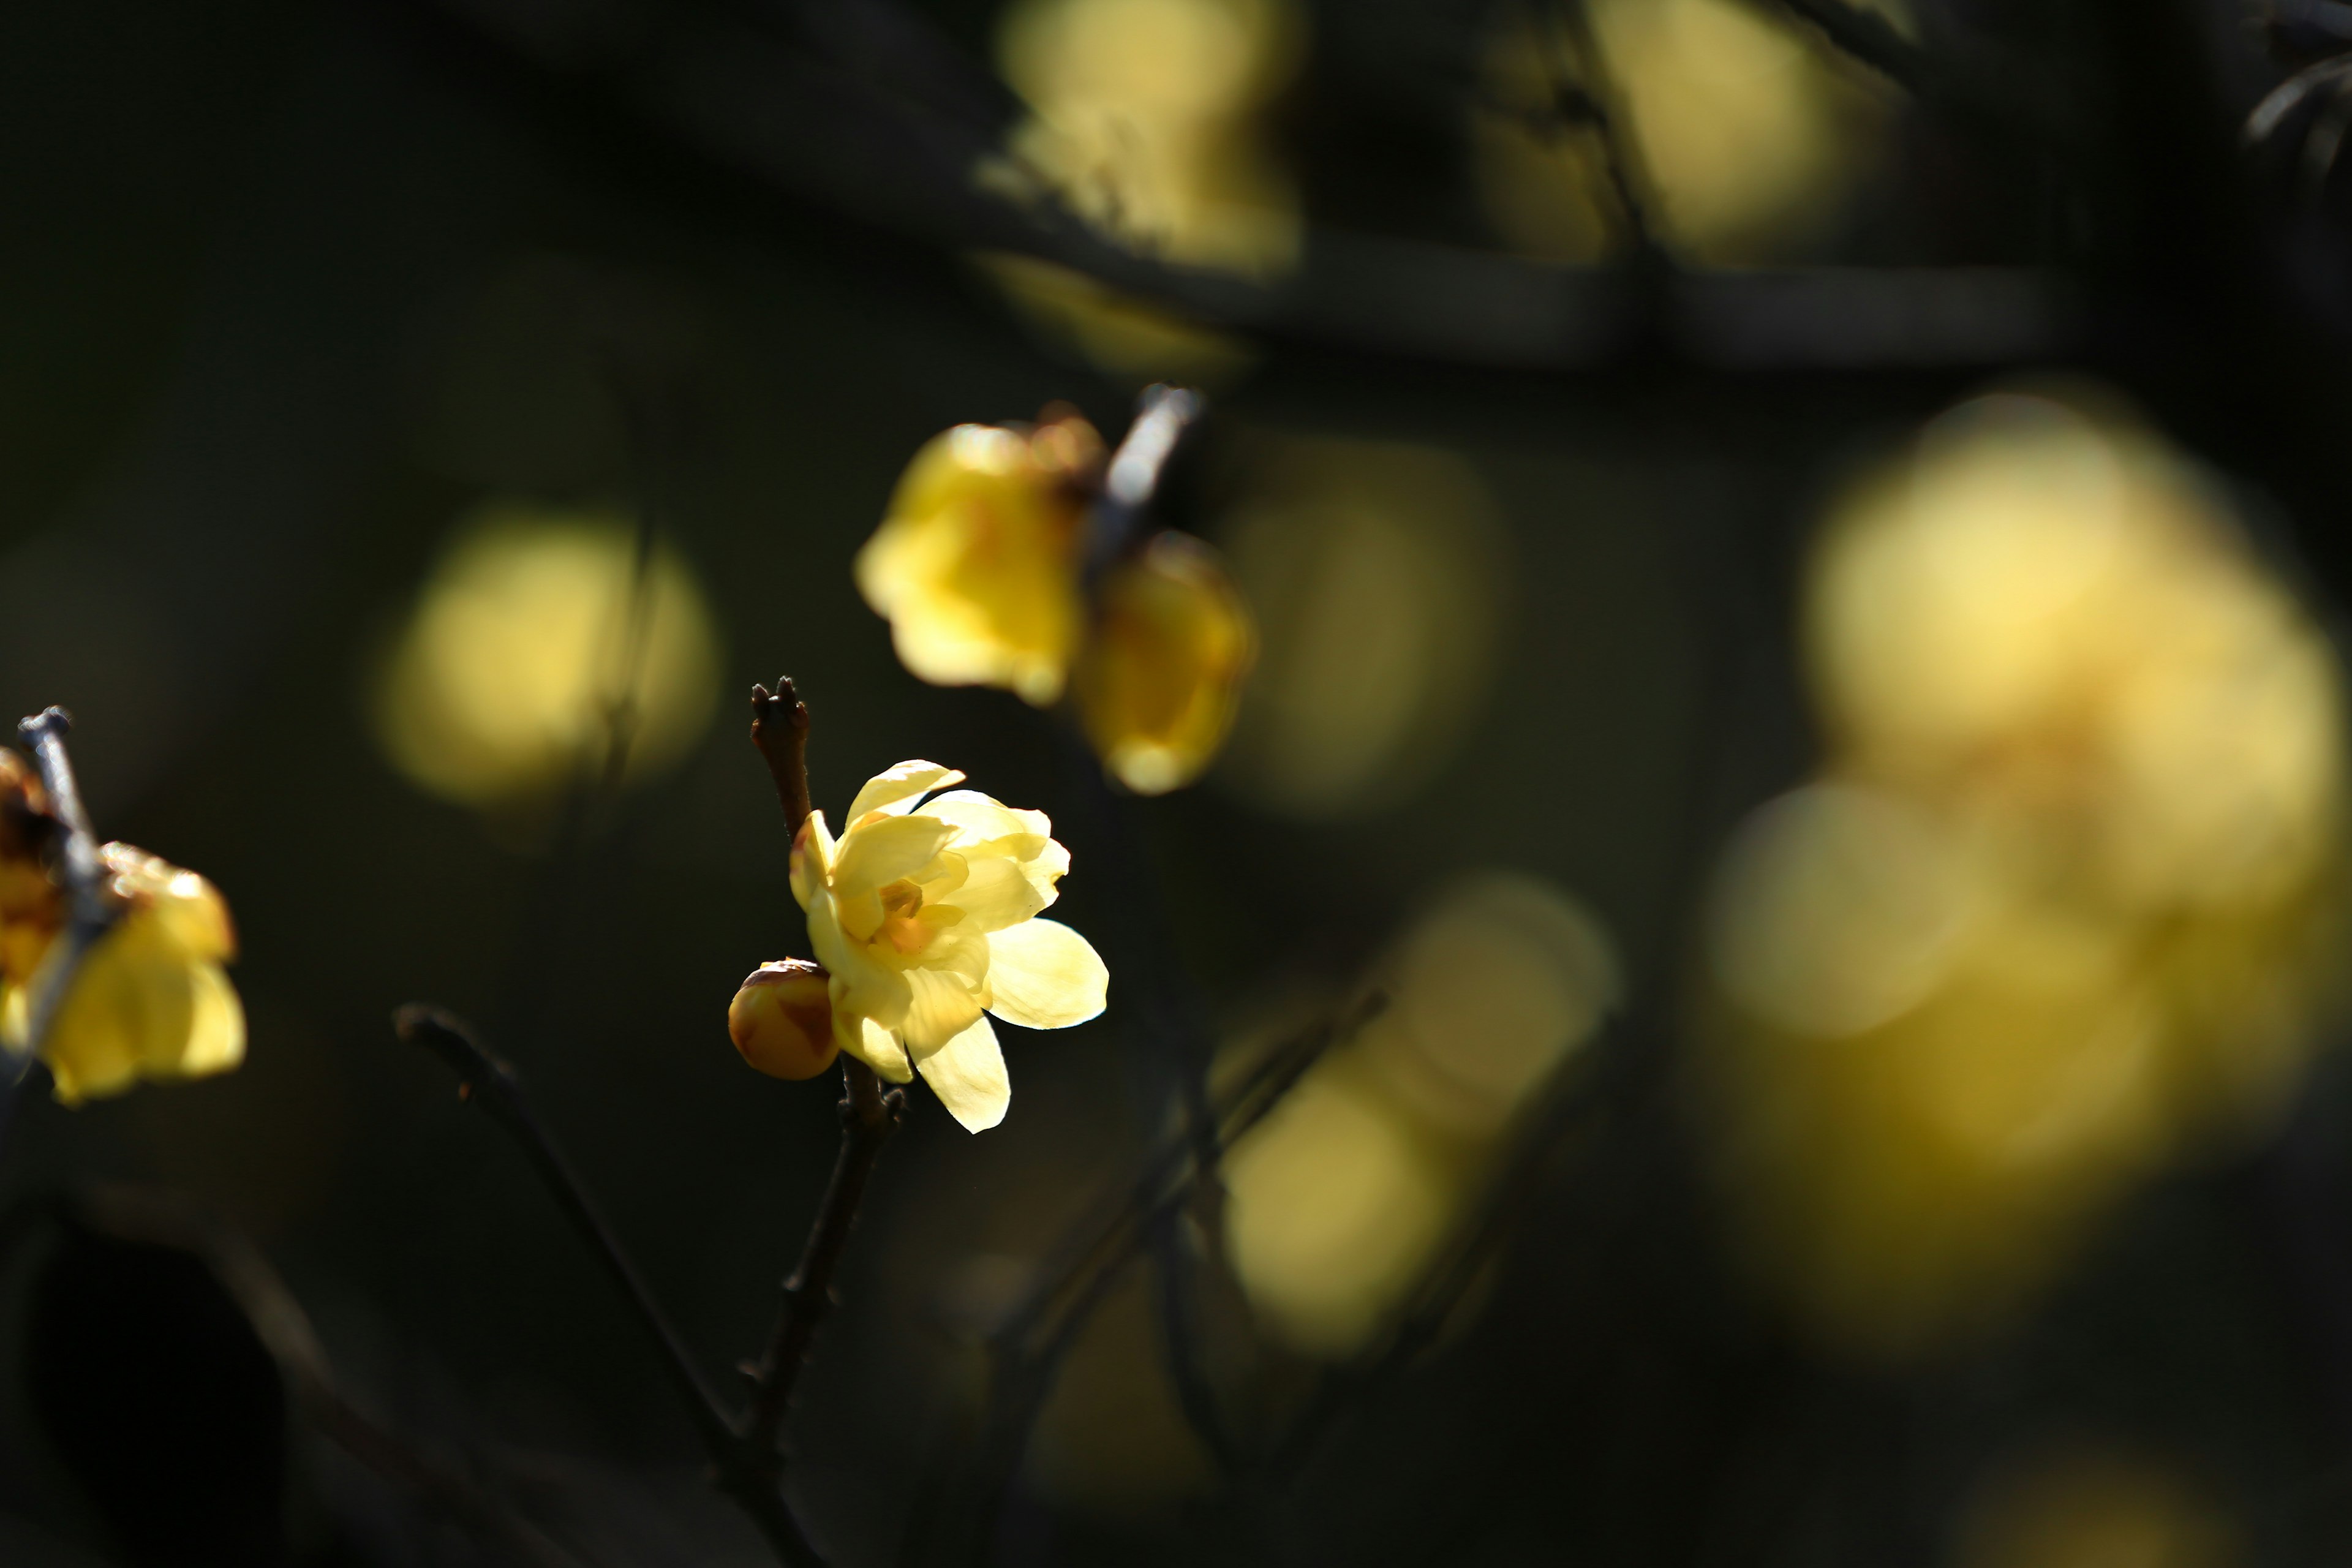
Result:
[372, 502, 723, 812]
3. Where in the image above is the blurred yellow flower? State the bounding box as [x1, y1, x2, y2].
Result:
[1472, 0, 1899, 265]
[374, 502, 723, 810]
[856, 417, 1104, 707]
[1956, 1442, 2240, 1568]
[992, 0, 1303, 277]
[1077, 531, 1256, 794]
[790, 761, 1109, 1131]
[728, 958, 840, 1082]
[1224, 873, 1618, 1353]
[1698, 390, 2350, 1356]
[1, 842, 244, 1106]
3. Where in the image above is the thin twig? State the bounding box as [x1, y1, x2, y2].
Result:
[750, 677, 812, 840]
[1072, 391, 1240, 1474]
[903, 995, 1383, 1564]
[62, 1184, 601, 1568]
[745, 1057, 905, 1451]
[1544, 0, 1665, 263]
[394, 1005, 829, 1567]
[1760, 0, 1931, 94]
[13, 709, 119, 1063]
[394, 1008, 737, 1455]
[1265, 1014, 1636, 1480]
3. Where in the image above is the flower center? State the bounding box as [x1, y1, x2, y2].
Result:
[876, 878, 932, 956]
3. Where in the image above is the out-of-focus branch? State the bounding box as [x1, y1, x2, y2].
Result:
[401, 0, 2075, 374]
[745, 1057, 903, 1452]
[1760, 0, 1931, 94]
[62, 1185, 600, 1568]
[13, 709, 118, 1063]
[900, 994, 1385, 1566]
[396, 1005, 829, 1568]
[395, 1009, 738, 1453]
[1266, 1010, 1645, 1482]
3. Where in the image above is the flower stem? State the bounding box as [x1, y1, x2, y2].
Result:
[745, 1057, 903, 1452]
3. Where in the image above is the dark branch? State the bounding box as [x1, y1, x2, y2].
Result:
[394, 1005, 829, 1568]
[750, 677, 812, 840]
[745, 1057, 904, 1450]
[1085, 385, 1205, 577]
[66, 1185, 600, 1568]
[1762, 0, 1931, 94]
[13, 708, 120, 1064]
[395, 1007, 736, 1453]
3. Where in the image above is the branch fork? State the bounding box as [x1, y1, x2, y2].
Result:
[399, 674, 901, 1568]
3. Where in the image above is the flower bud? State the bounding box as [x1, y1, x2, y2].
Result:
[1077, 531, 1257, 794]
[728, 959, 839, 1080]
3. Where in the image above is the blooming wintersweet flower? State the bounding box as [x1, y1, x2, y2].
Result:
[856, 416, 1104, 707]
[1, 842, 244, 1105]
[1077, 530, 1256, 794]
[790, 760, 1110, 1131]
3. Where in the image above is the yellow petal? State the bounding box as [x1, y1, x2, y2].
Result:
[173, 962, 247, 1080]
[935, 853, 1053, 932]
[831, 814, 957, 902]
[919, 789, 1054, 848]
[1076, 532, 1256, 795]
[984, 918, 1109, 1030]
[789, 810, 837, 910]
[856, 426, 1086, 706]
[808, 891, 911, 1028]
[917, 1012, 1011, 1132]
[831, 995, 915, 1083]
[104, 845, 238, 963]
[901, 964, 988, 1056]
[37, 905, 245, 1104]
[917, 791, 1071, 900]
[846, 760, 969, 826]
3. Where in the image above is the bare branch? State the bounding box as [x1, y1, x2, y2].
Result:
[394, 1005, 830, 1568]
[1761, 0, 1931, 94]
[13, 708, 120, 1065]
[745, 1057, 904, 1452]
[66, 1184, 600, 1568]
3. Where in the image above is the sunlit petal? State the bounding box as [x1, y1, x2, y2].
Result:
[790, 810, 837, 911]
[918, 1012, 1012, 1132]
[846, 760, 969, 826]
[902, 965, 988, 1056]
[985, 918, 1109, 1030]
[831, 812, 956, 894]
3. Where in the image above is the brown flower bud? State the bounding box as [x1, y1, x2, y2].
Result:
[727, 959, 839, 1081]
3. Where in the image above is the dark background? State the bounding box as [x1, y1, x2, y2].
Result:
[4, 1, 2350, 1564]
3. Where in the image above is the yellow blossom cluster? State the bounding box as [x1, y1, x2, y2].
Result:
[731, 760, 1109, 1132]
[1697, 391, 2350, 1355]
[0, 752, 244, 1105]
[858, 410, 1255, 794]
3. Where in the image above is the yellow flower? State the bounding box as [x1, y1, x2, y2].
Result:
[1077, 531, 1256, 794]
[855, 417, 1104, 707]
[790, 760, 1110, 1131]
[1, 842, 244, 1106]
[728, 959, 840, 1081]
